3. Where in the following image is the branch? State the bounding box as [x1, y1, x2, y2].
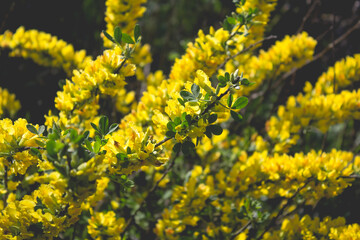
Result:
[231, 220, 252, 239]
[279, 20, 360, 83]
[216, 35, 277, 73]
[121, 151, 179, 236]
[296, 0, 321, 34]
[256, 180, 310, 240]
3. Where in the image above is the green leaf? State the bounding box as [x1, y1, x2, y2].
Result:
[46, 140, 57, 157]
[208, 114, 218, 124]
[227, 93, 233, 107]
[182, 141, 195, 155]
[205, 128, 212, 139]
[225, 72, 230, 81]
[166, 131, 176, 138]
[191, 83, 200, 98]
[173, 143, 181, 153]
[102, 30, 115, 43]
[231, 110, 243, 122]
[99, 116, 109, 135]
[177, 98, 185, 106]
[108, 123, 119, 135]
[26, 124, 38, 135]
[122, 33, 135, 44]
[134, 24, 141, 42]
[38, 125, 45, 135]
[208, 125, 223, 135]
[180, 90, 196, 101]
[84, 139, 93, 152]
[174, 117, 182, 125]
[116, 153, 127, 161]
[127, 146, 132, 154]
[223, 19, 232, 31]
[218, 75, 227, 84]
[227, 17, 237, 25]
[114, 26, 122, 43]
[167, 122, 176, 132]
[90, 122, 98, 131]
[232, 97, 248, 109]
[93, 140, 101, 153]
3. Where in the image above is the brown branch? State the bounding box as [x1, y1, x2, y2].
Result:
[231, 220, 252, 239]
[216, 35, 277, 73]
[296, 0, 321, 34]
[256, 180, 310, 240]
[121, 151, 179, 236]
[278, 20, 360, 83]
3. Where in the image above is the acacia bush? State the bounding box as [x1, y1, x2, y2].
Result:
[1, 0, 360, 239]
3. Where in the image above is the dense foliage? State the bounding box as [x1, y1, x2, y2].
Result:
[1, 0, 360, 239]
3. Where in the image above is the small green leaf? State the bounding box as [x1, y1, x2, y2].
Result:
[38, 125, 45, 135]
[134, 24, 141, 42]
[225, 72, 230, 81]
[223, 19, 232, 31]
[174, 117, 182, 125]
[191, 83, 200, 98]
[108, 123, 119, 135]
[227, 93, 233, 107]
[173, 143, 181, 153]
[26, 124, 38, 135]
[208, 125, 223, 135]
[102, 30, 115, 43]
[93, 140, 101, 153]
[182, 141, 195, 155]
[227, 17, 237, 25]
[166, 131, 176, 138]
[218, 75, 227, 84]
[90, 122, 98, 131]
[116, 153, 127, 161]
[231, 110, 243, 122]
[180, 91, 196, 101]
[208, 114, 218, 124]
[127, 146, 132, 154]
[177, 98, 185, 106]
[84, 139, 93, 152]
[167, 122, 176, 131]
[205, 128, 212, 139]
[122, 33, 135, 44]
[99, 116, 109, 135]
[233, 97, 248, 109]
[114, 26, 122, 43]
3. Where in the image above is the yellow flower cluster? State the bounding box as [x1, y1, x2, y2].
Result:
[263, 214, 347, 239]
[0, 118, 40, 175]
[87, 211, 125, 240]
[0, 87, 21, 119]
[0, 26, 92, 76]
[267, 54, 360, 153]
[155, 149, 359, 239]
[104, 0, 147, 47]
[53, 45, 135, 125]
[104, 0, 152, 81]
[329, 223, 360, 239]
[307, 54, 360, 96]
[234, 32, 317, 96]
[0, 184, 81, 239]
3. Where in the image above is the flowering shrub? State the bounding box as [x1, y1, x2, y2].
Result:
[1, 0, 360, 239]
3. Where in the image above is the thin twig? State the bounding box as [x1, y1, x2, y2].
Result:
[216, 35, 277, 73]
[231, 220, 252, 239]
[296, 0, 321, 34]
[256, 180, 310, 240]
[121, 151, 179, 236]
[278, 20, 360, 83]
